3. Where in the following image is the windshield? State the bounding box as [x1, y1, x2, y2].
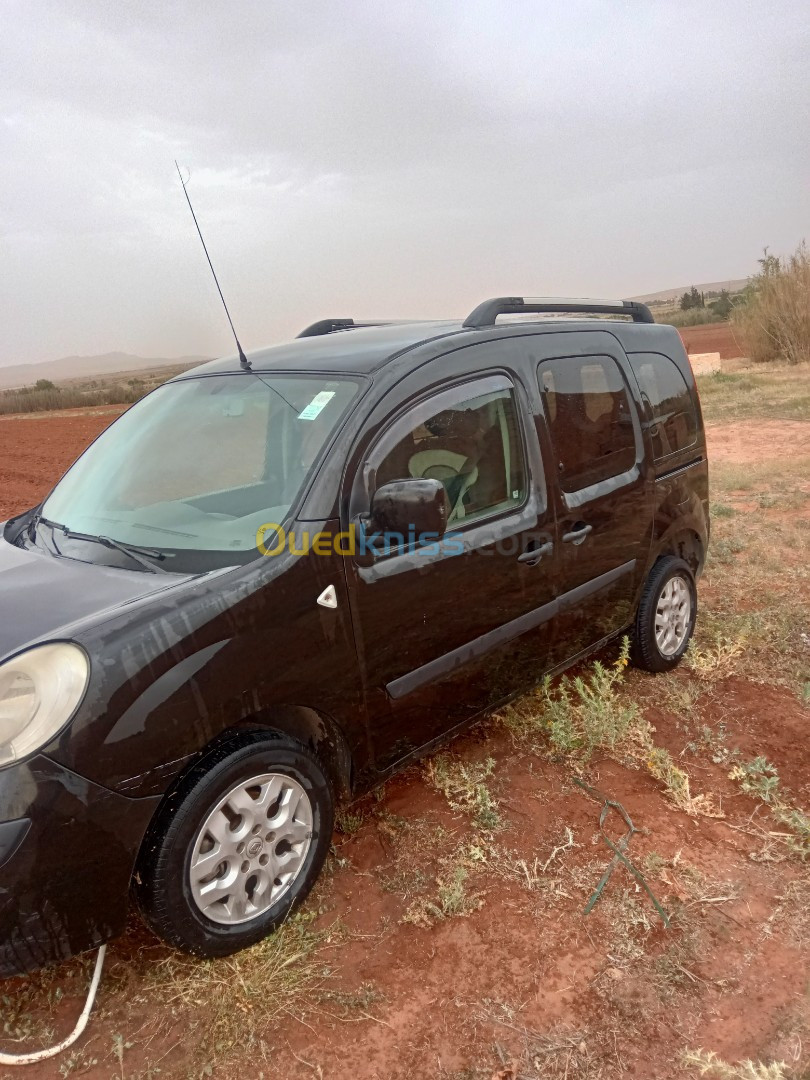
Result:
[42, 372, 360, 571]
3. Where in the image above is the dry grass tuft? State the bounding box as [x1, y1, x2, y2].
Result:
[401, 841, 485, 927]
[141, 913, 337, 1055]
[732, 242, 810, 366]
[680, 1048, 789, 1078]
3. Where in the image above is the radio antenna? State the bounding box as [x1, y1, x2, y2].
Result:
[174, 160, 251, 371]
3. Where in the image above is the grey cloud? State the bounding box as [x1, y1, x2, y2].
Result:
[1, 0, 808, 364]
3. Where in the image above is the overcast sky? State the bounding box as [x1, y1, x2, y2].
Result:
[1, 0, 808, 368]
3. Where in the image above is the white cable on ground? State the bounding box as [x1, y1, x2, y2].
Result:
[0, 944, 106, 1066]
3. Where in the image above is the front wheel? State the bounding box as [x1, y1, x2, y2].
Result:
[134, 732, 334, 958]
[631, 556, 697, 673]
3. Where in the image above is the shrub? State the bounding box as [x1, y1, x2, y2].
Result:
[0, 382, 147, 416]
[655, 307, 726, 327]
[709, 290, 735, 318]
[732, 242, 810, 365]
[426, 754, 501, 831]
[729, 758, 810, 858]
[537, 638, 643, 762]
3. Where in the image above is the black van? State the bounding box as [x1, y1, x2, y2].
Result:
[0, 297, 708, 974]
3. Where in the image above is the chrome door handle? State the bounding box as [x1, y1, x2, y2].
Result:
[562, 523, 593, 545]
[518, 541, 553, 566]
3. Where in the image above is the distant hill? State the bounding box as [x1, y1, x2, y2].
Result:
[631, 279, 748, 305]
[0, 351, 210, 390]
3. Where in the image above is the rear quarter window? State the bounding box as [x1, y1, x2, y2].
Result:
[628, 352, 698, 461]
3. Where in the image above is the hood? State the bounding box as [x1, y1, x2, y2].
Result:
[0, 536, 193, 661]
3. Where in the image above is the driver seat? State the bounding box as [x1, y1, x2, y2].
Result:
[408, 449, 479, 522]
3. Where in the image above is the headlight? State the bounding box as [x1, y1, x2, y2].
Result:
[0, 643, 89, 767]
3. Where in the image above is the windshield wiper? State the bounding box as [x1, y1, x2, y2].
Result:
[38, 517, 171, 575]
[27, 513, 64, 557]
[96, 534, 172, 574]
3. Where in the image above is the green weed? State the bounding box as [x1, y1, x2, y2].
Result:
[539, 638, 642, 762]
[426, 754, 502, 831]
[729, 757, 780, 803]
[401, 848, 484, 927]
[729, 759, 810, 858]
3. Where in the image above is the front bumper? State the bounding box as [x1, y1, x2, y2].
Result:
[0, 755, 161, 977]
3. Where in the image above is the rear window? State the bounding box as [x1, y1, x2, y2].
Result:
[538, 355, 637, 493]
[628, 352, 698, 460]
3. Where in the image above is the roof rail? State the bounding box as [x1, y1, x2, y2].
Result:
[296, 318, 407, 338]
[296, 319, 357, 338]
[462, 296, 655, 328]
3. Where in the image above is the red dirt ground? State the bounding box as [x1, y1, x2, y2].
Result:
[0, 408, 808, 1079]
[0, 407, 123, 520]
[678, 322, 745, 359]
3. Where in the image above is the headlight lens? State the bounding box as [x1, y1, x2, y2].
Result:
[0, 643, 89, 767]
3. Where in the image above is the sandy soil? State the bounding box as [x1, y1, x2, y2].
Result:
[707, 417, 810, 464]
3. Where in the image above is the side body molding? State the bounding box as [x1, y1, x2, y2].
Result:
[386, 560, 636, 700]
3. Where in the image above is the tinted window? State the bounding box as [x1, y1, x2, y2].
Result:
[374, 381, 526, 525]
[628, 352, 698, 460]
[538, 355, 636, 493]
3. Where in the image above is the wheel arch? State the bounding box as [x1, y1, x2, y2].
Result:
[132, 704, 352, 889]
[654, 527, 705, 577]
[200, 705, 354, 802]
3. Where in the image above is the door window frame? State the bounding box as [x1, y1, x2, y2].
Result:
[349, 371, 544, 568]
[536, 353, 644, 510]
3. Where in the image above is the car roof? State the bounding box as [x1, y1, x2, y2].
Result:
[176, 317, 679, 380]
[177, 321, 464, 379]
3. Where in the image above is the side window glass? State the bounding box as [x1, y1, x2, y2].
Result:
[538, 355, 637, 493]
[628, 352, 698, 460]
[373, 382, 526, 526]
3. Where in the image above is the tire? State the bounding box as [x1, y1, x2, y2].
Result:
[133, 731, 334, 958]
[631, 556, 697, 673]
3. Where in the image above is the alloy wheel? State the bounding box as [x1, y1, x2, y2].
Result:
[188, 773, 313, 925]
[654, 574, 692, 657]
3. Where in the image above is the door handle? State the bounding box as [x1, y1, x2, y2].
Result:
[562, 523, 593, 545]
[518, 540, 553, 566]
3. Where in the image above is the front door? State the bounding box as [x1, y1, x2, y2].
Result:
[343, 349, 557, 772]
[533, 340, 653, 662]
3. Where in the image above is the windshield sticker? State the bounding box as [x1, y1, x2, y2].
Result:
[298, 390, 335, 420]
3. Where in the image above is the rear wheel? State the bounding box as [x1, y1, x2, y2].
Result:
[134, 732, 333, 957]
[631, 556, 697, 672]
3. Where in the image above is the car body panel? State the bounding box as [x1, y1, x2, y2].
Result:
[0, 314, 709, 974]
[341, 338, 559, 769]
[0, 532, 195, 661]
[525, 331, 655, 661]
[0, 754, 161, 976]
[41, 523, 365, 794]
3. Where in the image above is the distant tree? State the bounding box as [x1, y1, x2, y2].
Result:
[709, 290, 734, 319]
[34, 379, 57, 391]
[679, 286, 705, 311]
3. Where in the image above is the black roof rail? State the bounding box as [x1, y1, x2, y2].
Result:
[296, 318, 409, 338]
[296, 319, 357, 338]
[462, 296, 655, 328]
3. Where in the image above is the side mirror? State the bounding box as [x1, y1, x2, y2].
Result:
[369, 478, 449, 543]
